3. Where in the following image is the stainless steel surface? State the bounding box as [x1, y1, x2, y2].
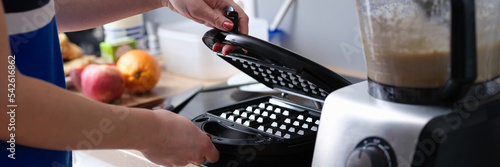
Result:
[312, 81, 452, 166]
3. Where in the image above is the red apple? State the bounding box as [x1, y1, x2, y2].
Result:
[81, 64, 125, 103]
[69, 67, 85, 90]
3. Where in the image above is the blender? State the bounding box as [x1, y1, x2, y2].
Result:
[313, 0, 500, 166]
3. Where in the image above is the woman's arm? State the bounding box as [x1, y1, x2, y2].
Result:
[0, 2, 218, 165]
[55, 0, 249, 35]
[1, 73, 218, 166]
[54, 0, 159, 32]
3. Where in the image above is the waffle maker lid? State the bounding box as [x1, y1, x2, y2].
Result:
[202, 13, 351, 103]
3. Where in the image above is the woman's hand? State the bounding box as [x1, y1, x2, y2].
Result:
[161, 0, 248, 55]
[139, 110, 219, 166]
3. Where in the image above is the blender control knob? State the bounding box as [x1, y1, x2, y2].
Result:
[346, 137, 396, 167]
[346, 146, 388, 167]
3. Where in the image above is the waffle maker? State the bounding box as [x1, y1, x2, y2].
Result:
[191, 6, 351, 167]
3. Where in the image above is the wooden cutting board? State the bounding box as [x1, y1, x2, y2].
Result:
[68, 70, 226, 109]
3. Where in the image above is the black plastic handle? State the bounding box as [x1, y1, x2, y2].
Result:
[223, 6, 239, 33]
[200, 6, 239, 47]
[440, 0, 477, 102]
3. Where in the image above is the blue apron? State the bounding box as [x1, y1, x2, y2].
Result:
[1, 0, 72, 166]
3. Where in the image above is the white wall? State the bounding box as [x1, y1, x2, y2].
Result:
[144, 0, 367, 78]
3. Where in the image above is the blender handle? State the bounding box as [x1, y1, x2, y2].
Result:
[441, 0, 477, 102]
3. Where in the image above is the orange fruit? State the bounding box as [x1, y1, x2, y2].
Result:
[116, 49, 161, 93]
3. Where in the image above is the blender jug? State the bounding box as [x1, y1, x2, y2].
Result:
[356, 0, 500, 104]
